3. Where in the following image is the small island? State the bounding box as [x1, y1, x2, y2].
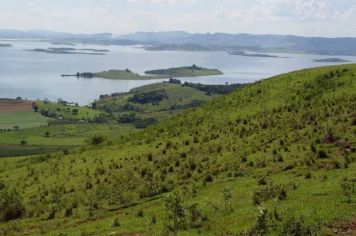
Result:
[27, 47, 109, 55]
[313, 58, 351, 63]
[145, 65, 223, 77]
[62, 65, 223, 80]
[0, 43, 12, 47]
[229, 51, 280, 58]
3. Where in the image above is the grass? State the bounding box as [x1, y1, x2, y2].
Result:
[0, 64, 355, 235]
[0, 124, 136, 157]
[0, 111, 49, 130]
[94, 70, 164, 80]
[36, 101, 102, 121]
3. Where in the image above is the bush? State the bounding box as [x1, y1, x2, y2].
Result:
[279, 216, 314, 236]
[162, 191, 187, 234]
[0, 186, 24, 222]
[317, 150, 328, 159]
[340, 178, 354, 203]
[89, 135, 107, 145]
[111, 217, 120, 228]
[252, 182, 287, 205]
[248, 206, 268, 235]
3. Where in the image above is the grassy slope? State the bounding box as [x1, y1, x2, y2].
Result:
[96, 82, 218, 120]
[0, 65, 355, 235]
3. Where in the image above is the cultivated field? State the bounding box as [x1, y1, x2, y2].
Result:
[0, 100, 49, 130]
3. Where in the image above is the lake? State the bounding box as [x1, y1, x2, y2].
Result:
[1, 40, 355, 105]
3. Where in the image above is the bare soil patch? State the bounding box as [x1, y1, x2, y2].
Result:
[0, 100, 33, 112]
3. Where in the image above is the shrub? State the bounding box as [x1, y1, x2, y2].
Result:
[222, 188, 233, 212]
[340, 178, 354, 203]
[252, 182, 287, 205]
[187, 203, 204, 228]
[317, 150, 328, 159]
[204, 175, 213, 183]
[162, 191, 187, 234]
[249, 206, 268, 235]
[89, 135, 107, 145]
[135, 209, 144, 217]
[111, 217, 120, 228]
[279, 216, 314, 236]
[0, 186, 24, 222]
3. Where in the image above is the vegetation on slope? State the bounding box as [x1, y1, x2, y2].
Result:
[94, 82, 221, 128]
[0, 82, 230, 157]
[0, 65, 355, 235]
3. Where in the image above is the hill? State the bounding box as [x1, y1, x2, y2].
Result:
[94, 81, 224, 128]
[2, 29, 356, 55]
[0, 65, 355, 235]
[119, 32, 356, 55]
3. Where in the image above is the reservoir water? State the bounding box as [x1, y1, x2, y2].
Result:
[1, 40, 355, 105]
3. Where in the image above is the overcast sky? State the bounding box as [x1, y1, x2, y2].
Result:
[0, 0, 355, 37]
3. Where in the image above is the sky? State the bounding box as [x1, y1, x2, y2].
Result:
[0, 0, 355, 37]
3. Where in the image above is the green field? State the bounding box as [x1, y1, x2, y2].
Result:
[0, 65, 355, 235]
[0, 111, 49, 130]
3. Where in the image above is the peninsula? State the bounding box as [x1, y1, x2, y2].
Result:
[27, 47, 109, 55]
[0, 43, 12, 47]
[313, 58, 351, 63]
[229, 51, 280, 58]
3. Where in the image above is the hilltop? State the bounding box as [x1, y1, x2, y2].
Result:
[0, 65, 355, 235]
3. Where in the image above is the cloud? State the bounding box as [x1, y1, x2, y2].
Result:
[0, 0, 355, 37]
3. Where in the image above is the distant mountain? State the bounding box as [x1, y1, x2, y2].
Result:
[0, 29, 113, 41]
[1, 29, 356, 55]
[118, 32, 356, 55]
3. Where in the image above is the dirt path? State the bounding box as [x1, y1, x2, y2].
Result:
[324, 217, 356, 235]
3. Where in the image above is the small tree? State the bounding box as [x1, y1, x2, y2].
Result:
[0, 185, 24, 222]
[340, 179, 353, 203]
[222, 188, 233, 212]
[162, 191, 186, 235]
[45, 131, 50, 137]
[251, 206, 268, 235]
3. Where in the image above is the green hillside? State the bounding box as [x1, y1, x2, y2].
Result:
[95, 82, 220, 125]
[0, 65, 355, 235]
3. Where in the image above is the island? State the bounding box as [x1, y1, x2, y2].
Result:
[51, 42, 76, 46]
[228, 51, 280, 58]
[62, 65, 223, 80]
[0, 43, 12, 47]
[145, 65, 223, 77]
[26, 47, 109, 55]
[144, 44, 214, 51]
[313, 58, 351, 63]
